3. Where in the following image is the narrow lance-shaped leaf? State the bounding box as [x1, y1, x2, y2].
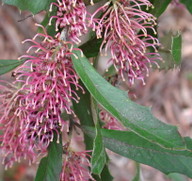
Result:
[72, 49, 185, 149]
[35, 134, 63, 181]
[84, 127, 192, 179]
[91, 122, 107, 175]
[72, 83, 95, 150]
[158, 32, 182, 70]
[167, 173, 188, 181]
[79, 37, 102, 58]
[2, 0, 56, 14]
[94, 165, 113, 181]
[172, 33, 182, 65]
[72, 84, 113, 180]
[40, 6, 57, 36]
[132, 163, 141, 181]
[91, 98, 106, 175]
[0, 59, 24, 76]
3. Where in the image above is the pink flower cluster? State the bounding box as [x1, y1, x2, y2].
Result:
[99, 110, 126, 131]
[0, 24, 84, 168]
[49, 0, 90, 44]
[0, 83, 44, 169]
[60, 144, 94, 181]
[17, 25, 84, 145]
[91, 0, 161, 85]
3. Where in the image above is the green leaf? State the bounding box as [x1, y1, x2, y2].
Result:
[72, 84, 113, 180]
[73, 83, 94, 127]
[91, 113, 106, 175]
[35, 135, 63, 181]
[84, 127, 192, 178]
[90, 97, 106, 176]
[167, 173, 188, 181]
[93, 165, 113, 181]
[149, 0, 172, 17]
[104, 65, 117, 78]
[172, 33, 182, 65]
[72, 49, 185, 149]
[72, 83, 94, 150]
[158, 32, 182, 70]
[0, 59, 24, 75]
[73, 86, 106, 175]
[180, 0, 192, 14]
[91, 124, 106, 175]
[132, 163, 140, 181]
[2, 0, 54, 14]
[40, 9, 57, 36]
[79, 37, 102, 58]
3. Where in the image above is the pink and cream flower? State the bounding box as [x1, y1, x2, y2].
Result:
[91, 0, 161, 85]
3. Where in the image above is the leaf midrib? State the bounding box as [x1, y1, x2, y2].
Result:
[74, 53, 183, 149]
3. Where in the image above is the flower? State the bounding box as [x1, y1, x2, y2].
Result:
[60, 144, 94, 181]
[49, 0, 91, 44]
[0, 82, 45, 169]
[15, 24, 84, 150]
[99, 110, 125, 130]
[91, 0, 162, 85]
[0, 23, 84, 168]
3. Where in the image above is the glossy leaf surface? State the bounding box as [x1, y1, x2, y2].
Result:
[35, 135, 63, 181]
[72, 49, 185, 149]
[85, 127, 192, 178]
[2, 0, 54, 14]
[0, 59, 24, 75]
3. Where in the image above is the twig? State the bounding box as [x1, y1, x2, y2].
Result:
[18, 14, 34, 22]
